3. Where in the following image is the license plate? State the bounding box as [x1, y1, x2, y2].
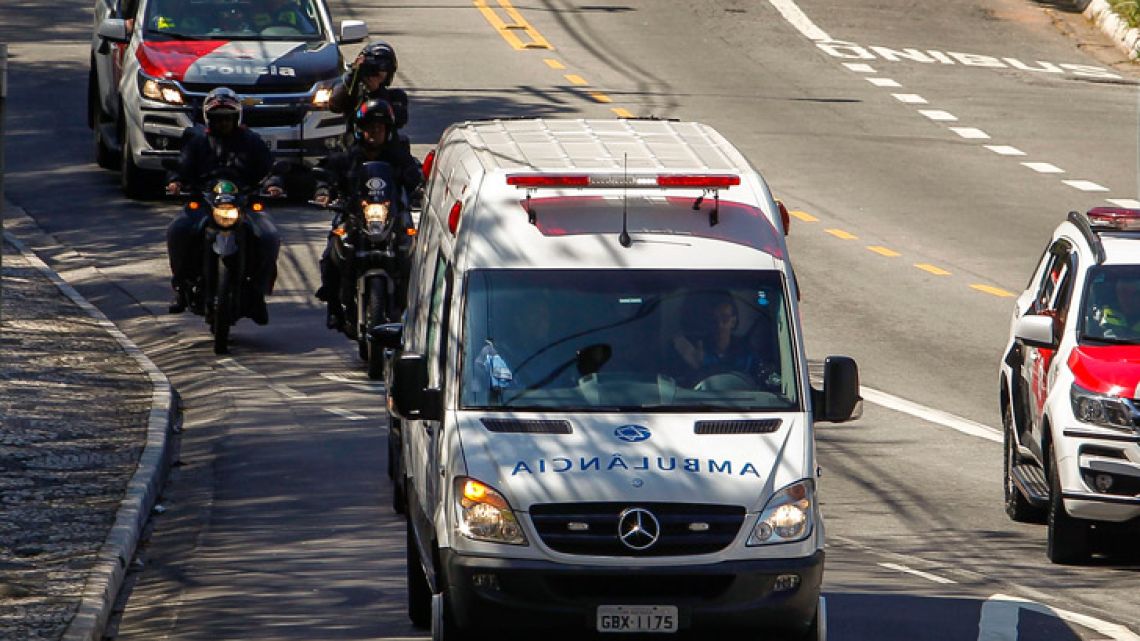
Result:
[596, 605, 678, 633]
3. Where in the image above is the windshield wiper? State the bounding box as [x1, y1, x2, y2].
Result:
[146, 30, 212, 40]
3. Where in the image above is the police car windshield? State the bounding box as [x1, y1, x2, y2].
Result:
[145, 0, 324, 40]
[1080, 265, 1140, 345]
[461, 269, 800, 412]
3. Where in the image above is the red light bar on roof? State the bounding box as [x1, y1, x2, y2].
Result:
[1087, 206, 1140, 232]
[506, 173, 740, 189]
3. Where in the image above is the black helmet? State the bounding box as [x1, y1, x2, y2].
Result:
[353, 98, 395, 144]
[358, 41, 398, 86]
[202, 87, 242, 132]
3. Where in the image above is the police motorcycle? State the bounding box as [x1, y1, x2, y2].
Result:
[177, 175, 278, 355]
[313, 161, 414, 379]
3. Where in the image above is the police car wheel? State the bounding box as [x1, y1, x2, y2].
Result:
[1046, 448, 1091, 564]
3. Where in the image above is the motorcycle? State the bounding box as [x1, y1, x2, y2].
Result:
[314, 161, 414, 379]
[177, 176, 276, 355]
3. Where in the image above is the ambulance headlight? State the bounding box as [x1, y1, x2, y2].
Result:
[747, 480, 814, 546]
[455, 477, 527, 545]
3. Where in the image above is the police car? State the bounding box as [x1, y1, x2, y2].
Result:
[88, 0, 367, 197]
[999, 207, 1140, 564]
[381, 118, 861, 641]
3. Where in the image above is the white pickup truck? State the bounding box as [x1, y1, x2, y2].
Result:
[88, 0, 367, 197]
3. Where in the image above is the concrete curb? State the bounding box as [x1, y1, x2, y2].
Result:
[3, 203, 180, 641]
[1084, 0, 1140, 60]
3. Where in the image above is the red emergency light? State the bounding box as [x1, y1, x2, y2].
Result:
[1087, 206, 1140, 232]
[506, 173, 740, 189]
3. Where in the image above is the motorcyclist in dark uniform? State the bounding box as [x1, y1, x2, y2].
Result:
[313, 98, 422, 330]
[165, 87, 284, 324]
[328, 41, 409, 145]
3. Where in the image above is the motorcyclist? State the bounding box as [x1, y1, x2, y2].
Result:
[329, 41, 409, 143]
[313, 98, 422, 331]
[165, 87, 284, 324]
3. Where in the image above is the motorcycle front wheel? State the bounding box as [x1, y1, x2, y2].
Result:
[365, 277, 387, 380]
[213, 259, 235, 355]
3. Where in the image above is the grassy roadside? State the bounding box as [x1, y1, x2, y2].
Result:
[1108, 0, 1140, 28]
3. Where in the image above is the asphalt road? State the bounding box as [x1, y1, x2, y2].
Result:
[3, 0, 1140, 639]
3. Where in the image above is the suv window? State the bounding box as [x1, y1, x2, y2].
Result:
[1079, 265, 1140, 344]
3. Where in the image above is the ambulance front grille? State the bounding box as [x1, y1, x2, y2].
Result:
[529, 502, 745, 556]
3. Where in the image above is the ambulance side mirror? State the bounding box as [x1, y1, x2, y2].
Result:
[813, 356, 861, 423]
[390, 353, 441, 422]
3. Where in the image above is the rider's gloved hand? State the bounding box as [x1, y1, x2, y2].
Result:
[313, 188, 331, 207]
[165, 181, 182, 196]
[264, 185, 285, 198]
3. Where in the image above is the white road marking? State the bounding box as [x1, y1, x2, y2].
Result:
[219, 358, 256, 376]
[843, 62, 875, 73]
[984, 145, 1026, 156]
[859, 386, 1002, 443]
[1108, 198, 1140, 208]
[269, 383, 306, 400]
[949, 127, 991, 140]
[767, 0, 832, 41]
[1021, 162, 1064, 174]
[878, 562, 957, 584]
[867, 77, 901, 87]
[978, 594, 1140, 641]
[325, 408, 369, 421]
[892, 93, 928, 104]
[1063, 180, 1110, 192]
[918, 109, 957, 121]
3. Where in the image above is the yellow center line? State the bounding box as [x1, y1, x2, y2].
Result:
[473, 0, 552, 50]
[825, 229, 857, 240]
[790, 210, 817, 222]
[589, 92, 613, 104]
[544, 58, 565, 69]
[971, 284, 1015, 298]
[565, 74, 589, 86]
[867, 245, 900, 257]
[915, 263, 951, 276]
[612, 107, 634, 118]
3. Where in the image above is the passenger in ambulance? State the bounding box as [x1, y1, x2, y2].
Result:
[475, 296, 559, 396]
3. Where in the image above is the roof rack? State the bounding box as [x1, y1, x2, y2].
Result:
[1067, 210, 1107, 265]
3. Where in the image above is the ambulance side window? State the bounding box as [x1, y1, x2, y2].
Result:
[425, 253, 454, 393]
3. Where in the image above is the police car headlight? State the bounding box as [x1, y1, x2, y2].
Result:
[747, 479, 814, 546]
[1070, 384, 1138, 433]
[363, 202, 389, 224]
[312, 86, 333, 108]
[454, 477, 527, 545]
[138, 71, 185, 105]
[212, 204, 241, 228]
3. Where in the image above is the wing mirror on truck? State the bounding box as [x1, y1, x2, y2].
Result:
[389, 353, 442, 422]
[1014, 314, 1057, 350]
[338, 20, 368, 44]
[812, 356, 862, 423]
[97, 18, 129, 43]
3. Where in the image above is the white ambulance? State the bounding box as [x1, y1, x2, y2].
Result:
[382, 118, 860, 641]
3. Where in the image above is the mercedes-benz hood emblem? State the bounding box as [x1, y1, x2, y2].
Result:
[617, 507, 661, 551]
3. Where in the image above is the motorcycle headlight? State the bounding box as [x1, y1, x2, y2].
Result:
[363, 202, 389, 224]
[1070, 383, 1138, 433]
[747, 479, 814, 546]
[138, 71, 185, 105]
[454, 477, 527, 545]
[212, 204, 241, 228]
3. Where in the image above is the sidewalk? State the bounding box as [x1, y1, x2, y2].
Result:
[1, 203, 178, 641]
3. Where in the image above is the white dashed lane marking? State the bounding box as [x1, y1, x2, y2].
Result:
[1063, 180, 1110, 192]
[948, 127, 990, 139]
[984, 145, 1026, 156]
[867, 77, 901, 87]
[844, 62, 875, 73]
[1108, 198, 1140, 208]
[918, 109, 957, 121]
[1022, 162, 1065, 174]
[892, 93, 928, 104]
[325, 408, 369, 421]
[878, 563, 957, 585]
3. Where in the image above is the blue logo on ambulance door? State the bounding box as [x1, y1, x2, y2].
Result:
[614, 425, 651, 442]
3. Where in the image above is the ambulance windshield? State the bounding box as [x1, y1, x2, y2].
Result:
[461, 269, 800, 411]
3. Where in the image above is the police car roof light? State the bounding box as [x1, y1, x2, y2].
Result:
[1086, 206, 1140, 232]
[505, 173, 741, 189]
